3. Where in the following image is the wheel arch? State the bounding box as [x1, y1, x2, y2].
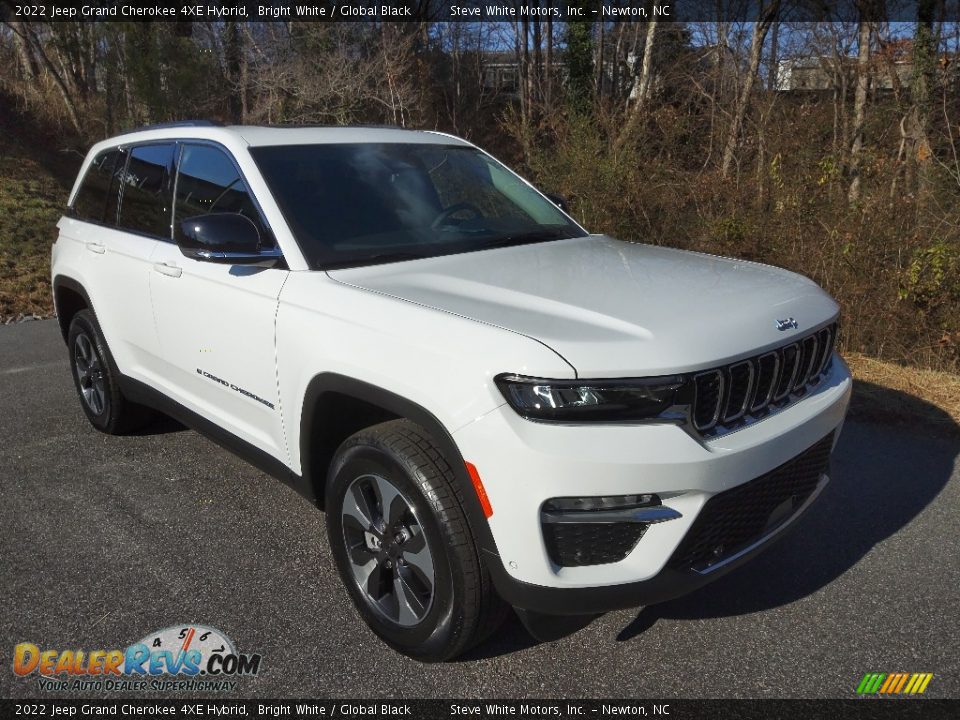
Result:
[52, 275, 95, 343]
[299, 373, 501, 559]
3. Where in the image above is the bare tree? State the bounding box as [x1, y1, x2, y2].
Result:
[6, 21, 38, 80]
[848, 17, 873, 203]
[905, 0, 939, 207]
[224, 22, 247, 123]
[4, 22, 83, 133]
[766, 20, 780, 91]
[720, 0, 781, 178]
[615, 16, 659, 150]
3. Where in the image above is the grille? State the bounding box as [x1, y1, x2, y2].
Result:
[542, 522, 648, 567]
[667, 433, 834, 571]
[693, 370, 723, 429]
[692, 322, 837, 436]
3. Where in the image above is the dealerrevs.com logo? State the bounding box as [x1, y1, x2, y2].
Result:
[13, 625, 262, 693]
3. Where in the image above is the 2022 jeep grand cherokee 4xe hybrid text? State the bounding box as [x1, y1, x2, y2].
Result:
[52, 122, 851, 661]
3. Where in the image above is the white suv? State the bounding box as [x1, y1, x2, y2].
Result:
[52, 122, 851, 660]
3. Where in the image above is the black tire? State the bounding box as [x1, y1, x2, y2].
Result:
[326, 419, 507, 661]
[67, 309, 155, 434]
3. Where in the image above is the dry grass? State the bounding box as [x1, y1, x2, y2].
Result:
[0, 156, 63, 321]
[845, 352, 960, 434]
[0, 109, 75, 322]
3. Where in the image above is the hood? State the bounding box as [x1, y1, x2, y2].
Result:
[327, 235, 839, 377]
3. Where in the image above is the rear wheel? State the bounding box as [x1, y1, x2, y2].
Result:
[67, 309, 155, 434]
[326, 419, 507, 661]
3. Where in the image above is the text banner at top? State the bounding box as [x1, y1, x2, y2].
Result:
[3, 0, 957, 23]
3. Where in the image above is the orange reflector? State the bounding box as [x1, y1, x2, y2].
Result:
[465, 462, 493, 518]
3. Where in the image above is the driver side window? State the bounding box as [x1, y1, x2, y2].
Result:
[174, 144, 272, 246]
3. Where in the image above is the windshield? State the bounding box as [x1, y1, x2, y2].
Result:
[250, 143, 585, 269]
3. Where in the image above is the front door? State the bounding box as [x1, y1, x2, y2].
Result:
[148, 143, 289, 463]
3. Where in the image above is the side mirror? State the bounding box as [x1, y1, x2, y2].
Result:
[178, 213, 279, 265]
[545, 192, 570, 213]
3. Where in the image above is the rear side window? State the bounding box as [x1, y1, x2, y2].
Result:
[118, 144, 176, 238]
[103, 148, 129, 225]
[72, 149, 122, 223]
[174, 144, 271, 245]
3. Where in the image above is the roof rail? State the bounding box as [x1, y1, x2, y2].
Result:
[116, 120, 224, 136]
[239, 123, 409, 131]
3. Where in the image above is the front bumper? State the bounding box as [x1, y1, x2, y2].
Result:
[453, 355, 852, 611]
[487, 468, 830, 615]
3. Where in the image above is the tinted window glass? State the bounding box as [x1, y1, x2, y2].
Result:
[118, 144, 176, 237]
[72, 149, 121, 223]
[174, 144, 270, 245]
[250, 143, 581, 269]
[104, 148, 129, 225]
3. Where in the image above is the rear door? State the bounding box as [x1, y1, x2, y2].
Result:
[148, 142, 289, 462]
[63, 145, 166, 380]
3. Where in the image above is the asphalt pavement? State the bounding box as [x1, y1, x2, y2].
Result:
[1, 320, 958, 699]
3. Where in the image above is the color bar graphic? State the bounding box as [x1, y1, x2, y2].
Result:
[857, 672, 933, 695]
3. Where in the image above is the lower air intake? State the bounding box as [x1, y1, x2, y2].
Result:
[667, 433, 834, 572]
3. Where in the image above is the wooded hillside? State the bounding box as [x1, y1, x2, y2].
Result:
[1, 12, 958, 371]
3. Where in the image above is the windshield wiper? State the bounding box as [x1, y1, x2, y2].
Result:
[325, 251, 430, 269]
[478, 229, 574, 250]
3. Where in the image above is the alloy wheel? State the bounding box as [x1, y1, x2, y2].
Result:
[74, 333, 108, 416]
[340, 473, 435, 627]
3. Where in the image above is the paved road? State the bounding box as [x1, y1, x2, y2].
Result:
[1, 320, 958, 699]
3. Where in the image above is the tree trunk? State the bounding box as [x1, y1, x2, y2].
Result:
[909, 0, 937, 208]
[533, 18, 542, 104]
[119, 35, 136, 128]
[522, 17, 532, 112]
[637, 18, 658, 104]
[595, 19, 605, 100]
[767, 20, 780, 91]
[848, 20, 872, 204]
[239, 26, 250, 122]
[720, 1, 780, 179]
[544, 16, 553, 110]
[515, 15, 532, 162]
[6, 21, 38, 80]
[564, 4, 595, 113]
[225, 22, 244, 124]
[715, 18, 728, 98]
[614, 17, 658, 150]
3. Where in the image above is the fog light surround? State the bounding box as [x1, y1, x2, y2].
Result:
[544, 494, 659, 513]
[541, 493, 681, 526]
[539, 494, 682, 567]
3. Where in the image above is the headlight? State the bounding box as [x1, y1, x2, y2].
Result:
[495, 374, 689, 423]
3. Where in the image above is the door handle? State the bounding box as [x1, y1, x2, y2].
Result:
[85, 242, 105, 254]
[153, 262, 182, 278]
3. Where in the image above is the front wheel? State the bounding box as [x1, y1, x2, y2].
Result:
[326, 419, 507, 661]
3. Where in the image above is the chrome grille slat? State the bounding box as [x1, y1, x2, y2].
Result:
[807, 334, 821, 384]
[723, 360, 754, 423]
[773, 343, 801, 401]
[692, 322, 838, 438]
[750, 351, 779, 413]
[815, 326, 834, 376]
[693, 369, 724, 431]
[807, 330, 827, 381]
[794, 335, 818, 391]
